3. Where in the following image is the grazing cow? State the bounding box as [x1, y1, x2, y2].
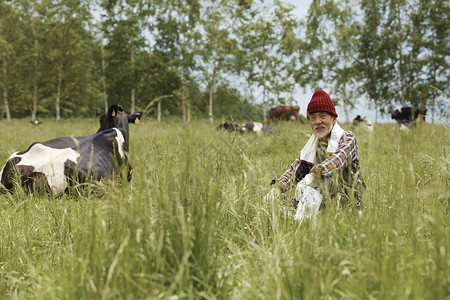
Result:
[265, 105, 303, 124]
[217, 121, 274, 134]
[391, 107, 427, 128]
[0, 105, 142, 194]
[216, 121, 244, 132]
[241, 122, 263, 134]
[242, 122, 275, 134]
[352, 115, 374, 132]
[30, 120, 42, 126]
[352, 115, 365, 125]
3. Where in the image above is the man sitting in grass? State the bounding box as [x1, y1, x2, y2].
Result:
[266, 90, 366, 221]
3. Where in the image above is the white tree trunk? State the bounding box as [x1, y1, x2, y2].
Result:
[2, 63, 10, 121]
[208, 22, 220, 123]
[101, 18, 108, 113]
[56, 66, 62, 121]
[342, 83, 349, 123]
[342, 50, 349, 123]
[397, 6, 406, 107]
[181, 39, 187, 123]
[157, 100, 161, 122]
[31, 29, 38, 121]
[262, 58, 267, 121]
[130, 44, 135, 113]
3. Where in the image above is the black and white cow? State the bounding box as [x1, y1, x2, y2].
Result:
[352, 115, 374, 132]
[216, 121, 243, 132]
[352, 115, 365, 125]
[391, 107, 427, 128]
[240, 122, 264, 134]
[0, 105, 142, 194]
[247, 122, 275, 134]
[217, 121, 274, 134]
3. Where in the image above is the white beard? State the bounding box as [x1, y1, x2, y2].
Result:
[314, 124, 332, 138]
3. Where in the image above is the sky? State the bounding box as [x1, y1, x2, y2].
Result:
[281, 0, 392, 123]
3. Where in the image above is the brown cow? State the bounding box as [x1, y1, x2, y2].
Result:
[265, 105, 303, 124]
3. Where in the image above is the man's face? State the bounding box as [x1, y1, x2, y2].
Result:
[309, 112, 336, 138]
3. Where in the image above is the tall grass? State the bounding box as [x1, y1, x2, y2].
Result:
[0, 118, 448, 299]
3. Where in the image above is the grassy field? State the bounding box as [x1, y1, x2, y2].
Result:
[0, 118, 448, 299]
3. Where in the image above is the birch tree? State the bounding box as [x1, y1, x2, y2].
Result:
[305, 0, 360, 122]
[237, 0, 297, 120]
[199, 0, 238, 123]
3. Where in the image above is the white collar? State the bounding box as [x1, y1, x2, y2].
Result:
[299, 122, 345, 164]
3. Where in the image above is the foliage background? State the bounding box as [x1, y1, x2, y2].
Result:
[0, 0, 448, 123]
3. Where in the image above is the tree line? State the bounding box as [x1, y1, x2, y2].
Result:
[0, 0, 448, 123]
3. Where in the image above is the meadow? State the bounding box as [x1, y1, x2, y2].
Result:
[0, 117, 448, 299]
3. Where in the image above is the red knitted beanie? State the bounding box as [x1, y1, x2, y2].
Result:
[307, 90, 338, 119]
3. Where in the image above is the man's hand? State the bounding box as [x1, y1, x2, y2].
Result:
[264, 187, 280, 202]
[295, 173, 315, 201]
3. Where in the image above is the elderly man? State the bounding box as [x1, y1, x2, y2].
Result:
[266, 90, 365, 221]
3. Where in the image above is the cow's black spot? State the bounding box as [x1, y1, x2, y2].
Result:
[64, 159, 80, 187]
[1, 157, 22, 190]
[21, 169, 50, 192]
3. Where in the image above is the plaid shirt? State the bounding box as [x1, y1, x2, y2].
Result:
[278, 131, 365, 192]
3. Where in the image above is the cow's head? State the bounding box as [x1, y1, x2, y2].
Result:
[98, 105, 142, 151]
[391, 109, 400, 120]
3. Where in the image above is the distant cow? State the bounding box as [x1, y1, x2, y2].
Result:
[265, 105, 303, 124]
[352, 115, 365, 125]
[0, 105, 142, 194]
[241, 122, 275, 134]
[391, 107, 427, 128]
[217, 121, 274, 134]
[353, 115, 374, 132]
[216, 121, 243, 132]
[30, 120, 42, 126]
